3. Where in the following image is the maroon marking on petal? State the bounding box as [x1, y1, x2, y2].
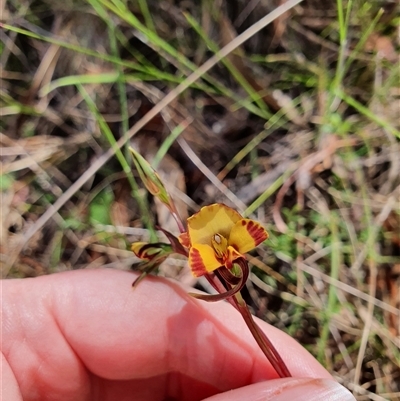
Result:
[231, 243, 239, 251]
[245, 221, 268, 245]
[189, 248, 208, 277]
[178, 232, 191, 248]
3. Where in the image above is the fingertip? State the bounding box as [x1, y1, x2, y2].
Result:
[204, 378, 355, 401]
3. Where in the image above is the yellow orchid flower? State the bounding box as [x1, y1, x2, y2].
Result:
[179, 203, 269, 277]
[129, 148, 291, 378]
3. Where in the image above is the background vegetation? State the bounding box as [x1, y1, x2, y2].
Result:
[1, 0, 399, 399]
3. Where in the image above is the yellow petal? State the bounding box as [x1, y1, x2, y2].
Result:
[187, 204, 242, 245]
[178, 232, 191, 248]
[131, 242, 164, 261]
[228, 219, 269, 254]
[131, 242, 151, 259]
[189, 244, 222, 277]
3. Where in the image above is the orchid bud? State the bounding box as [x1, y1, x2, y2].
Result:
[129, 147, 171, 205]
[131, 241, 172, 261]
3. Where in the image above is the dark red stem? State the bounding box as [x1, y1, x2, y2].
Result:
[232, 292, 291, 378]
[203, 262, 291, 378]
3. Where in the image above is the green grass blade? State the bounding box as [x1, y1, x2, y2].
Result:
[184, 12, 271, 117]
[152, 120, 192, 169]
[337, 89, 400, 139]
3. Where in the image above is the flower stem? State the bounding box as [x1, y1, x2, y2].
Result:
[171, 211, 186, 234]
[204, 269, 291, 378]
[233, 291, 291, 378]
[168, 203, 186, 234]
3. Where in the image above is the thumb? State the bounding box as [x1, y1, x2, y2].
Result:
[204, 378, 355, 401]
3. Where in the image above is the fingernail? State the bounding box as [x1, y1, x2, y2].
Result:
[272, 378, 355, 401]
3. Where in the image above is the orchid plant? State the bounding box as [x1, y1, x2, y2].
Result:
[129, 147, 291, 378]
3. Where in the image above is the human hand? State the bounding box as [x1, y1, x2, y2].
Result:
[2, 269, 355, 401]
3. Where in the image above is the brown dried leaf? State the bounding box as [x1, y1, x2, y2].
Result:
[365, 33, 397, 63]
[154, 154, 188, 235]
[271, 0, 290, 48]
[383, 211, 400, 247]
[110, 180, 132, 228]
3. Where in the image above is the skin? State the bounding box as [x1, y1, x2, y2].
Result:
[1, 269, 355, 401]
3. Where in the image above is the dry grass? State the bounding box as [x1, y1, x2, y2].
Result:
[1, 0, 399, 399]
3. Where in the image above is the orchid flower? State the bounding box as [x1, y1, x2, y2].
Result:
[178, 203, 268, 276]
[129, 149, 291, 378]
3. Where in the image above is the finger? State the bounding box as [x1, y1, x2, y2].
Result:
[203, 378, 356, 401]
[3, 268, 331, 401]
[55, 269, 330, 380]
